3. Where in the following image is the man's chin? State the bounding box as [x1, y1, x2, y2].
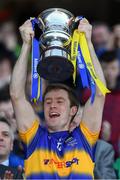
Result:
[0, 153, 7, 159]
[46, 117, 60, 124]
[47, 122, 58, 128]
[46, 120, 60, 131]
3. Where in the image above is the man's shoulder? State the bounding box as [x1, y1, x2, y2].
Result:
[97, 139, 113, 149]
[95, 139, 114, 159]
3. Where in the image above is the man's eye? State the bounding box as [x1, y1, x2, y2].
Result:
[57, 101, 63, 104]
[46, 101, 51, 104]
[3, 133, 9, 137]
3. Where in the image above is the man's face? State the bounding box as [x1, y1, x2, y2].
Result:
[0, 122, 13, 160]
[92, 26, 111, 48]
[0, 59, 12, 78]
[101, 60, 120, 83]
[0, 101, 17, 132]
[44, 89, 77, 132]
[113, 24, 120, 39]
[0, 59, 11, 88]
[0, 21, 17, 50]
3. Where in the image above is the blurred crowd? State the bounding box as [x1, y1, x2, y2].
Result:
[0, 12, 120, 179]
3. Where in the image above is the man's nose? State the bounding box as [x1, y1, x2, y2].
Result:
[50, 101, 57, 108]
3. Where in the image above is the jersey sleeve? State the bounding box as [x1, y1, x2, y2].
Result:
[80, 121, 99, 146]
[19, 119, 40, 145]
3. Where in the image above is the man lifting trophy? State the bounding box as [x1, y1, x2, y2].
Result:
[10, 7, 110, 179]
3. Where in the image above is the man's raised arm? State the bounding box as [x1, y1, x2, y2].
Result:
[10, 20, 37, 132]
[78, 19, 106, 133]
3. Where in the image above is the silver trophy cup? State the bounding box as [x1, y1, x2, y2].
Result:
[37, 8, 75, 82]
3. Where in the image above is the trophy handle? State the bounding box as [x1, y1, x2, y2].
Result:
[38, 17, 45, 31]
[71, 16, 83, 32]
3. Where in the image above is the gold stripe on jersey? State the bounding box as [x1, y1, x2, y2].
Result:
[80, 121, 99, 146]
[24, 149, 94, 178]
[19, 119, 39, 144]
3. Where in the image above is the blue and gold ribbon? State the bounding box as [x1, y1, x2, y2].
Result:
[71, 18, 110, 102]
[31, 18, 42, 102]
[77, 45, 89, 88]
[79, 31, 110, 95]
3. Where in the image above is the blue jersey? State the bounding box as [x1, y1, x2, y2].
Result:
[19, 120, 99, 179]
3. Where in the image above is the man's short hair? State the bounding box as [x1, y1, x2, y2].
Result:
[92, 21, 111, 31]
[0, 116, 14, 140]
[43, 83, 79, 109]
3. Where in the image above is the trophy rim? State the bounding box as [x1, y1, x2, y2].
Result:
[38, 8, 74, 18]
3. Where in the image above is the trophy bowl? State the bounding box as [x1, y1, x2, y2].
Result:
[37, 8, 75, 82]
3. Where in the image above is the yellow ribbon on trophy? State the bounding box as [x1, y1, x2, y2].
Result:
[71, 29, 110, 95]
[71, 30, 80, 83]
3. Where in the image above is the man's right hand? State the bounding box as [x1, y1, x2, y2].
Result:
[19, 19, 34, 45]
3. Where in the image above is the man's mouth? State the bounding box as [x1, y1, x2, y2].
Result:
[49, 112, 60, 118]
[0, 144, 5, 148]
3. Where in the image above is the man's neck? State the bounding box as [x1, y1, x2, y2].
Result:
[48, 127, 69, 133]
[47, 125, 69, 133]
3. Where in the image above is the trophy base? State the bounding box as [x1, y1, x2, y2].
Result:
[37, 55, 74, 82]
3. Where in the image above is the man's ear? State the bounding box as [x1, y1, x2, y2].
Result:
[70, 106, 78, 116]
[10, 140, 13, 151]
[69, 106, 83, 132]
